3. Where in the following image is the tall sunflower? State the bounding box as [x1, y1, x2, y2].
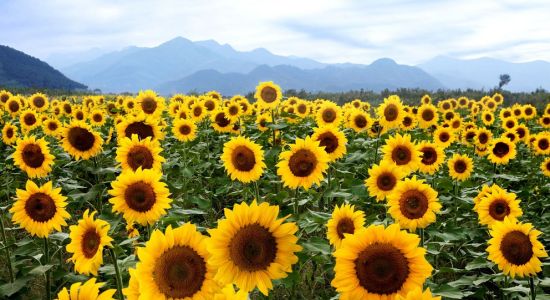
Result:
[5, 97, 22, 116]
[365, 160, 405, 202]
[190, 102, 207, 122]
[116, 135, 164, 172]
[90, 109, 107, 127]
[108, 168, 171, 225]
[382, 133, 421, 175]
[332, 224, 432, 299]
[447, 154, 473, 181]
[417, 141, 445, 175]
[207, 201, 302, 295]
[387, 177, 441, 231]
[56, 278, 116, 300]
[277, 136, 330, 190]
[377, 95, 404, 129]
[487, 218, 547, 278]
[172, 118, 198, 142]
[13, 136, 55, 178]
[311, 126, 347, 161]
[316, 102, 342, 127]
[254, 81, 282, 109]
[221, 136, 266, 183]
[487, 137, 517, 164]
[1, 123, 18, 145]
[475, 188, 522, 227]
[532, 133, 550, 156]
[61, 121, 103, 160]
[66, 210, 113, 275]
[10, 180, 70, 238]
[326, 204, 365, 248]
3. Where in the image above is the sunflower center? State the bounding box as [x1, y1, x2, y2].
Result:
[485, 114, 492, 122]
[68, 127, 95, 151]
[336, 217, 355, 239]
[6, 128, 14, 138]
[81, 229, 101, 258]
[93, 114, 102, 122]
[420, 147, 437, 165]
[355, 243, 409, 295]
[63, 104, 72, 114]
[493, 142, 510, 157]
[125, 122, 154, 140]
[127, 146, 154, 170]
[231, 146, 256, 172]
[384, 104, 398, 121]
[141, 97, 157, 114]
[289, 149, 318, 177]
[229, 224, 277, 271]
[22, 143, 45, 168]
[24, 192, 57, 222]
[259, 119, 267, 128]
[517, 128, 526, 138]
[260, 86, 277, 103]
[354, 115, 367, 128]
[454, 160, 467, 173]
[402, 116, 412, 127]
[0, 94, 8, 103]
[24, 113, 37, 126]
[488, 199, 510, 221]
[322, 109, 337, 123]
[525, 108, 533, 115]
[204, 100, 215, 111]
[228, 106, 238, 115]
[297, 104, 307, 114]
[543, 117, 550, 125]
[445, 112, 454, 121]
[439, 132, 450, 142]
[506, 120, 515, 129]
[317, 132, 338, 154]
[538, 139, 549, 150]
[546, 161, 550, 171]
[215, 113, 231, 127]
[47, 122, 58, 131]
[391, 146, 411, 165]
[479, 133, 489, 144]
[76, 111, 84, 120]
[153, 246, 206, 299]
[179, 124, 191, 135]
[33, 97, 45, 108]
[466, 132, 476, 142]
[399, 190, 429, 219]
[124, 181, 156, 212]
[500, 230, 533, 266]
[377, 173, 397, 191]
[421, 109, 434, 121]
[8, 101, 19, 112]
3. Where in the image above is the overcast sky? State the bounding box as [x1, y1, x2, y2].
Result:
[1, 0, 550, 65]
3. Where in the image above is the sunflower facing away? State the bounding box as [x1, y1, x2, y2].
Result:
[447, 154, 474, 181]
[172, 118, 198, 142]
[277, 136, 330, 190]
[10, 180, 70, 238]
[365, 160, 405, 202]
[133, 223, 218, 299]
[387, 176, 441, 231]
[108, 168, 171, 225]
[13, 136, 55, 178]
[221, 136, 266, 183]
[254, 81, 282, 109]
[417, 141, 445, 175]
[66, 209, 113, 275]
[207, 201, 302, 295]
[311, 126, 348, 161]
[487, 217, 547, 278]
[382, 133, 421, 175]
[487, 137, 517, 164]
[116, 135, 165, 172]
[326, 203, 365, 248]
[61, 121, 104, 160]
[475, 188, 523, 227]
[56, 278, 116, 300]
[332, 224, 432, 299]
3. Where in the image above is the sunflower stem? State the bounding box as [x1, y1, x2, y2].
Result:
[253, 181, 261, 202]
[109, 247, 124, 300]
[44, 238, 51, 300]
[373, 129, 382, 165]
[293, 188, 300, 218]
[530, 277, 536, 300]
[0, 210, 14, 283]
[420, 228, 425, 247]
[271, 109, 277, 149]
[492, 162, 497, 184]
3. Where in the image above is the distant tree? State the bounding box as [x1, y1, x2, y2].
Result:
[499, 74, 511, 89]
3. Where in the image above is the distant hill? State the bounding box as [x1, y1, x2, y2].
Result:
[418, 56, 550, 92]
[156, 59, 444, 94]
[0, 45, 86, 90]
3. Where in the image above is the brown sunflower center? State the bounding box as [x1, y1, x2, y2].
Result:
[478, 133, 489, 144]
[500, 231, 533, 265]
[215, 113, 231, 127]
[228, 106, 238, 116]
[75, 111, 84, 120]
[124, 181, 156, 212]
[231, 146, 256, 172]
[33, 97, 45, 108]
[503, 111, 511, 118]
[127, 146, 154, 170]
[383, 104, 398, 121]
[193, 106, 203, 117]
[6, 128, 14, 138]
[260, 86, 277, 103]
[297, 104, 307, 114]
[376, 172, 397, 191]
[420, 147, 437, 165]
[505, 120, 515, 129]
[442, 103, 451, 110]
[336, 217, 355, 239]
[24, 192, 57, 222]
[354, 115, 367, 128]
[421, 109, 434, 121]
[176, 124, 190, 135]
[439, 132, 450, 142]
[68, 127, 95, 151]
[125, 122, 154, 140]
[488, 199, 510, 221]
[322, 108, 337, 123]
[454, 160, 467, 173]
[391, 146, 412, 165]
[141, 97, 157, 114]
[493, 142, 510, 158]
[63, 104, 72, 114]
[543, 117, 550, 125]
[24, 113, 37, 126]
[525, 108, 533, 115]
[8, 101, 19, 112]
[399, 189, 429, 219]
[289, 149, 318, 177]
[317, 132, 338, 154]
[538, 139, 549, 150]
[153, 246, 206, 299]
[47, 122, 58, 131]
[445, 112, 454, 121]
[93, 114, 102, 122]
[513, 109, 522, 116]
[466, 131, 476, 142]
[22, 143, 45, 168]
[229, 224, 277, 271]
[485, 114, 492, 122]
[402, 116, 412, 127]
[204, 100, 215, 111]
[0, 94, 8, 103]
[81, 229, 101, 258]
[516, 128, 526, 139]
[355, 243, 409, 295]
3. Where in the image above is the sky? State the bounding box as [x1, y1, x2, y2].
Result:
[1, 0, 550, 65]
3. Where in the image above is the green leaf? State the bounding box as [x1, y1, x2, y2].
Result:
[301, 237, 331, 255]
[0, 278, 28, 297]
[431, 284, 464, 299]
[29, 264, 54, 275]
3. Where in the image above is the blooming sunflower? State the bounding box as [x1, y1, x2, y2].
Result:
[541, 157, 550, 177]
[255, 113, 272, 132]
[311, 126, 347, 161]
[116, 113, 164, 141]
[42, 118, 62, 137]
[254, 82, 282, 109]
[502, 117, 518, 131]
[29, 93, 49, 111]
[532, 133, 550, 155]
[523, 104, 536, 120]
[108, 168, 171, 225]
[172, 118, 197, 142]
[332, 224, 432, 299]
[447, 153, 473, 181]
[2, 122, 18, 145]
[481, 111, 495, 126]
[5, 97, 22, 116]
[377, 95, 404, 129]
[136, 90, 165, 117]
[487, 137, 517, 164]
[326, 203, 365, 248]
[475, 127, 493, 148]
[19, 109, 40, 132]
[211, 109, 235, 133]
[433, 126, 455, 148]
[387, 176, 441, 231]
[221, 136, 266, 183]
[116, 135, 164, 172]
[382, 133, 421, 175]
[61, 121, 103, 160]
[207, 201, 302, 295]
[316, 102, 342, 127]
[365, 160, 405, 202]
[224, 102, 242, 122]
[13, 136, 55, 178]
[90, 109, 106, 127]
[400, 113, 416, 131]
[487, 218, 547, 278]
[190, 102, 207, 122]
[66, 209, 113, 275]
[417, 141, 445, 175]
[475, 188, 522, 227]
[56, 278, 116, 300]
[396, 287, 441, 300]
[347, 109, 372, 133]
[277, 136, 330, 190]
[10, 180, 70, 238]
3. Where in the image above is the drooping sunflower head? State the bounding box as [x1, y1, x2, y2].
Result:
[2, 122, 18, 145]
[327, 203, 365, 248]
[56, 278, 116, 300]
[447, 153, 473, 181]
[221, 136, 266, 183]
[377, 95, 404, 129]
[311, 126, 348, 161]
[475, 188, 523, 227]
[316, 102, 343, 127]
[172, 118, 198, 142]
[382, 133, 421, 175]
[417, 141, 445, 175]
[61, 121, 103, 160]
[13, 135, 55, 178]
[116, 134, 165, 172]
[365, 160, 405, 201]
[488, 137, 517, 164]
[254, 81, 282, 109]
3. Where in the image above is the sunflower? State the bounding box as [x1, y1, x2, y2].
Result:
[316, 102, 342, 127]
[326, 204, 365, 248]
[277, 136, 330, 190]
[2, 122, 18, 145]
[190, 102, 207, 122]
[482, 111, 495, 126]
[365, 161, 405, 202]
[19, 109, 40, 132]
[475, 188, 522, 227]
[461, 127, 478, 146]
[475, 127, 493, 148]
[382, 133, 421, 175]
[221, 136, 266, 183]
[123, 268, 140, 300]
[72, 107, 87, 121]
[473, 184, 503, 205]
[433, 126, 455, 148]
[539, 115, 550, 128]
[136, 90, 164, 117]
[29, 93, 49, 111]
[56, 278, 116, 300]
[214, 284, 248, 300]
[347, 109, 372, 133]
[396, 287, 441, 300]
[10, 180, 70, 238]
[447, 154, 473, 181]
[387, 177, 441, 231]
[255, 113, 272, 132]
[61, 121, 103, 160]
[417, 141, 445, 175]
[5, 97, 22, 116]
[117, 113, 164, 141]
[533, 133, 550, 155]
[172, 118, 197, 142]
[108, 168, 171, 225]
[311, 126, 347, 161]
[541, 157, 550, 177]
[295, 100, 309, 118]
[514, 124, 529, 142]
[61, 101, 73, 116]
[203, 96, 219, 112]
[421, 94, 431, 104]
[90, 109, 106, 127]
[207, 201, 302, 295]
[0, 90, 12, 105]
[487, 218, 547, 278]
[224, 102, 242, 122]
[116, 135, 164, 172]
[377, 95, 404, 129]
[42, 118, 62, 137]
[332, 224, 432, 299]
[211, 109, 235, 133]
[487, 137, 517, 164]
[13, 136, 55, 178]
[254, 81, 282, 109]
[66, 209, 113, 275]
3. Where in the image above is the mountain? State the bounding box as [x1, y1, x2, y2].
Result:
[46, 47, 112, 69]
[156, 58, 444, 95]
[0, 45, 86, 90]
[418, 56, 550, 92]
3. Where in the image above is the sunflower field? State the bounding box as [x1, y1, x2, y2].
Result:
[0, 84, 549, 300]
